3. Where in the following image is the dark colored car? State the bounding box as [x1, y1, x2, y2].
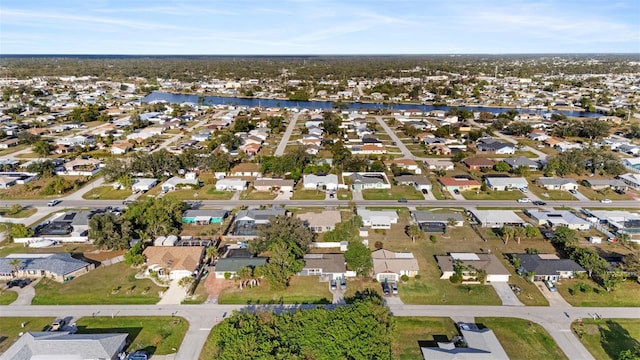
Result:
[397, 198, 408, 203]
[454, 189, 460, 195]
[532, 201, 547, 206]
[421, 189, 429, 194]
[340, 279, 347, 290]
[381, 283, 390, 295]
[330, 280, 337, 290]
[127, 351, 149, 360]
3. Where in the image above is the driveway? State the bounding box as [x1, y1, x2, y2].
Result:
[384, 295, 404, 306]
[156, 279, 187, 305]
[203, 275, 234, 304]
[8, 281, 37, 306]
[572, 190, 590, 202]
[536, 281, 572, 307]
[490, 281, 524, 306]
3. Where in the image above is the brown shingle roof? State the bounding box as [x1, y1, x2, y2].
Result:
[143, 246, 204, 272]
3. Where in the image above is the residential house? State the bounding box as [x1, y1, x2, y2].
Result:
[584, 179, 628, 191]
[537, 177, 578, 191]
[384, 158, 422, 174]
[143, 246, 205, 280]
[423, 159, 454, 171]
[586, 210, 640, 236]
[215, 178, 247, 191]
[303, 174, 339, 191]
[57, 158, 101, 176]
[484, 176, 529, 191]
[528, 129, 550, 141]
[214, 254, 268, 279]
[618, 173, 640, 189]
[525, 210, 591, 230]
[182, 209, 228, 225]
[393, 175, 432, 191]
[427, 143, 452, 156]
[622, 157, 640, 171]
[436, 253, 511, 282]
[438, 177, 481, 192]
[476, 138, 515, 154]
[131, 178, 158, 192]
[515, 253, 586, 282]
[0, 253, 94, 282]
[110, 140, 132, 155]
[357, 208, 398, 229]
[191, 131, 211, 142]
[299, 253, 348, 280]
[297, 210, 342, 233]
[345, 172, 391, 190]
[0, 175, 17, 189]
[161, 173, 199, 192]
[470, 210, 526, 228]
[243, 143, 261, 156]
[231, 207, 288, 237]
[253, 178, 295, 193]
[0, 137, 19, 149]
[421, 324, 509, 360]
[350, 144, 387, 155]
[463, 157, 495, 170]
[412, 210, 464, 233]
[1, 332, 128, 360]
[504, 156, 540, 170]
[229, 163, 262, 177]
[371, 249, 419, 282]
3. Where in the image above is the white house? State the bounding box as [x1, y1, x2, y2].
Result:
[371, 249, 419, 282]
[303, 174, 339, 191]
[357, 208, 398, 229]
[436, 253, 511, 282]
[215, 178, 247, 191]
[161, 173, 199, 192]
[131, 178, 158, 192]
[484, 177, 529, 191]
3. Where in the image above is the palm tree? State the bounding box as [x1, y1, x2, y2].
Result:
[500, 225, 515, 245]
[205, 246, 219, 263]
[9, 259, 22, 278]
[514, 226, 527, 244]
[407, 224, 423, 243]
[236, 266, 253, 289]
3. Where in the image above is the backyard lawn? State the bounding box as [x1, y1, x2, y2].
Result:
[462, 190, 524, 200]
[572, 318, 640, 360]
[394, 317, 458, 360]
[0, 317, 55, 354]
[32, 263, 163, 305]
[82, 185, 132, 200]
[217, 276, 332, 304]
[76, 316, 188, 355]
[362, 185, 424, 200]
[475, 317, 568, 360]
[556, 278, 640, 307]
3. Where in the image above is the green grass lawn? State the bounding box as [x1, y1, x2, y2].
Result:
[475, 317, 568, 360]
[556, 278, 640, 307]
[32, 263, 163, 305]
[462, 190, 525, 200]
[82, 186, 132, 200]
[0, 207, 37, 218]
[394, 317, 458, 360]
[429, 179, 448, 200]
[217, 276, 332, 304]
[0, 290, 18, 305]
[337, 188, 352, 200]
[572, 318, 640, 360]
[240, 190, 277, 200]
[576, 186, 630, 201]
[291, 190, 326, 200]
[76, 316, 188, 355]
[529, 187, 578, 201]
[362, 185, 423, 200]
[0, 317, 55, 354]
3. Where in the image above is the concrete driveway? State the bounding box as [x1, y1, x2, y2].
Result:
[490, 281, 524, 306]
[157, 279, 186, 305]
[536, 281, 571, 307]
[8, 281, 37, 306]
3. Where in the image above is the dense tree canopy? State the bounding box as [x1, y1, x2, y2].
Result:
[89, 213, 133, 250]
[205, 293, 394, 360]
[123, 197, 188, 238]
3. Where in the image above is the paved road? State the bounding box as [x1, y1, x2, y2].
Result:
[374, 116, 415, 160]
[467, 118, 548, 161]
[275, 112, 302, 156]
[3, 303, 639, 360]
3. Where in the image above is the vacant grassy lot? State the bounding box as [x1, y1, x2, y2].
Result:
[529, 187, 578, 201]
[476, 317, 568, 360]
[362, 185, 423, 200]
[82, 185, 132, 200]
[0, 289, 18, 305]
[76, 316, 188, 355]
[0, 242, 101, 258]
[0, 317, 55, 353]
[32, 263, 163, 305]
[240, 189, 277, 200]
[576, 186, 630, 201]
[394, 317, 458, 360]
[337, 188, 352, 200]
[291, 189, 326, 200]
[462, 190, 524, 200]
[556, 278, 640, 307]
[218, 276, 332, 304]
[572, 318, 640, 360]
[0, 207, 37, 218]
[0, 176, 90, 199]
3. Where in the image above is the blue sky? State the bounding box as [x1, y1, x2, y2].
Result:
[1, 0, 639, 54]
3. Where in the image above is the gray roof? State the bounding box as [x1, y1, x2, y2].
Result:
[1, 331, 127, 360]
[0, 253, 90, 276]
[394, 175, 430, 185]
[526, 210, 591, 227]
[302, 253, 346, 273]
[183, 209, 228, 218]
[348, 173, 387, 185]
[585, 179, 627, 187]
[412, 210, 464, 224]
[516, 254, 585, 276]
[215, 258, 267, 272]
[236, 207, 287, 221]
[537, 177, 578, 186]
[504, 156, 539, 168]
[484, 177, 529, 188]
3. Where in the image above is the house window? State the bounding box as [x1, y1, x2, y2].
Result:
[27, 270, 37, 275]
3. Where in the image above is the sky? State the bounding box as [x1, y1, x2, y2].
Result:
[1, 0, 639, 55]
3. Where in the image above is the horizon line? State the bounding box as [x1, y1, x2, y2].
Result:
[1, 52, 640, 57]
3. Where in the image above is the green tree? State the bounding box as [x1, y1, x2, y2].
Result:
[249, 215, 314, 258]
[344, 239, 372, 277]
[89, 213, 133, 250]
[9, 258, 22, 277]
[32, 140, 51, 157]
[262, 242, 304, 290]
[494, 161, 510, 172]
[9, 224, 34, 241]
[406, 224, 423, 243]
[124, 241, 145, 266]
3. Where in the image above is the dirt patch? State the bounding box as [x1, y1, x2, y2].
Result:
[584, 324, 600, 335]
[83, 249, 126, 262]
[204, 275, 234, 301]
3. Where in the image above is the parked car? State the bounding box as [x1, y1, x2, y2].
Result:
[330, 280, 337, 290]
[545, 280, 557, 292]
[421, 189, 429, 194]
[614, 189, 626, 195]
[517, 198, 531, 203]
[532, 200, 547, 206]
[50, 318, 66, 331]
[127, 351, 149, 360]
[381, 282, 390, 295]
[600, 199, 612, 204]
[569, 189, 578, 194]
[47, 200, 61, 207]
[122, 200, 134, 205]
[340, 279, 346, 290]
[391, 283, 398, 295]
[453, 189, 460, 195]
[397, 198, 408, 203]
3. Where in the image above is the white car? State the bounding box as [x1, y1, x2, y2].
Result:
[517, 198, 531, 203]
[600, 199, 612, 204]
[47, 200, 61, 207]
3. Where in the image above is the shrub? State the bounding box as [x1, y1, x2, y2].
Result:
[429, 235, 437, 243]
[224, 272, 232, 280]
[374, 241, 384, 249]
[414, 274, 421, 280]
[450, 273, 462, 283]
[401, 275, 409, 282]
